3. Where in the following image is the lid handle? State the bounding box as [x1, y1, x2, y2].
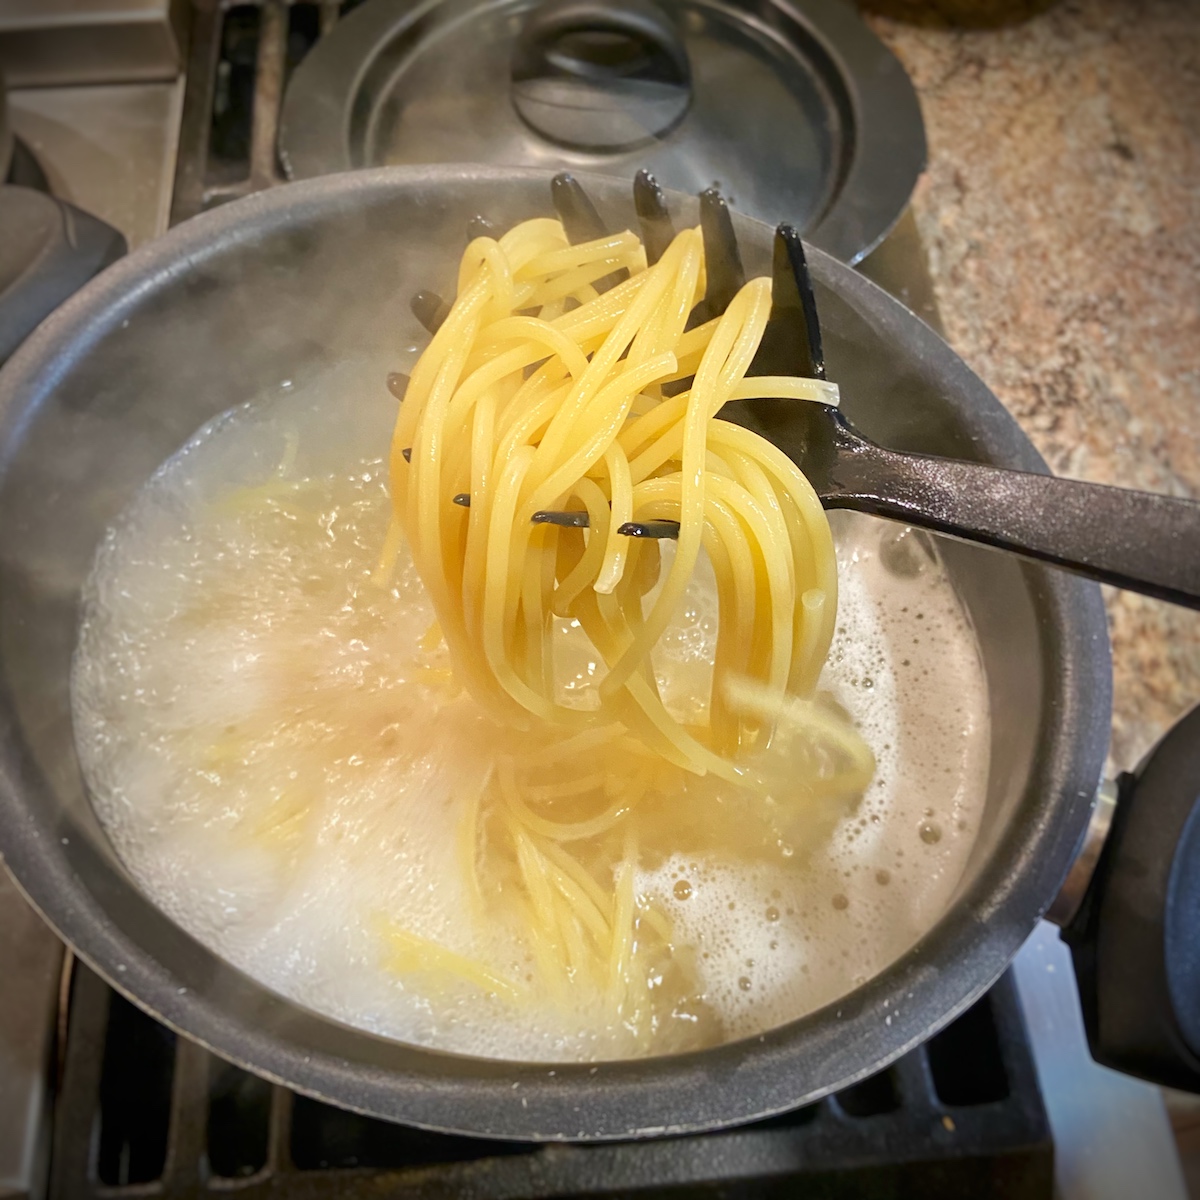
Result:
[511, 0, 692, 153]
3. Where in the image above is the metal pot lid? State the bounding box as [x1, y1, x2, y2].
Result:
[278, 0, 926, 263]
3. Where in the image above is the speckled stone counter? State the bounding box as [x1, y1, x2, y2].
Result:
[867, 0, 1200, 771]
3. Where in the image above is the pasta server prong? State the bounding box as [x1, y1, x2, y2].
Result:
[687, 187, 745, 329]
[633, 170, 675, 267]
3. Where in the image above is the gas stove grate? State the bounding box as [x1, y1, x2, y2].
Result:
[171, 0, 370, 224]
[48, 964, 1052, 1199]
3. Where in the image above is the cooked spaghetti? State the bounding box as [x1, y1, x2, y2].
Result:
[378, 217, 874, 1041]
[389, 219, 844, 763]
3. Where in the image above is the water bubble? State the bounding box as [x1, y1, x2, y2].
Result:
[738, 975, 752, 992]
[832, 893, 849, 911]
[919, 821, 943, 845]
[673, 879, 693, 901]
[765, 905, 780, 923]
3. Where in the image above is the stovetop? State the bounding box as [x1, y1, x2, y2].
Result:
[52, 963, 1051, 1199]
[0, 3, 1189, 1199]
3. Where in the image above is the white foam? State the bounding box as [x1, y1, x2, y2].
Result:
[638, 514, 990, 1037]
[72, 370, 990, 1061]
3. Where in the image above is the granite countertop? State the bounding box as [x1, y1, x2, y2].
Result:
[867, 0, 1200, 771]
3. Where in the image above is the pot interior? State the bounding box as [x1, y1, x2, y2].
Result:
[0, 167, 1109, 1138]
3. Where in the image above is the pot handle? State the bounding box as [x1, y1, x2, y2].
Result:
[1062, 703, 1200, 1093]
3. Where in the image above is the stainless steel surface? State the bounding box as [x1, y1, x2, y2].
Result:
[278, 0, 925, 263]
[1046, 779, 1119, 929]
[1013, 923, 1189, 1200]
[7, 81, 184, 249]
[0, 0, 184, 87]
[0, 867, 62, 1200]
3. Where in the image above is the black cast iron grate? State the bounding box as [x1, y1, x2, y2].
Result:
[171, 0, 371, 223]
[49, 964, 1052, 1199]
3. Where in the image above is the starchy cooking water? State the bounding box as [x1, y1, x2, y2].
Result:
[71, 364, 990, 1061]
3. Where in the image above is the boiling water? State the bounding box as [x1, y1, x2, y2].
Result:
[72, 365, 990, 1061]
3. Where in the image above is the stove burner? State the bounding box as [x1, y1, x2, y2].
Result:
[49, 964, 1052, 1198]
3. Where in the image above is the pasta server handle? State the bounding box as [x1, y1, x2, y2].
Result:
[795, 409, 1200, 609]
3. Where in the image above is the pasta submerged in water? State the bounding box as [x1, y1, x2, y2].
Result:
[379, 217, 875, 1040]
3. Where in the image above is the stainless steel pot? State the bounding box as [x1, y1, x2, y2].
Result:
[0, 166, 1193, 1140]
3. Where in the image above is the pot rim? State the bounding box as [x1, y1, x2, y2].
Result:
[0, 165, 1112, 1140]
